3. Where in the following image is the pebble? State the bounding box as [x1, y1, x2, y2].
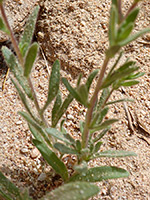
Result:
[37, 173, 47, 181]
[30, 147, 40, 159]
[16, 121, 22, 125]
[20, 148, 28, 154]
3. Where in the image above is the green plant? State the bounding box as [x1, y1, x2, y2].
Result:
[0, 0, 149, 199]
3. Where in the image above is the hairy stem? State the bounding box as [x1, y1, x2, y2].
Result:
[82, 56, 109, 148]
[0, 4, 24, 66]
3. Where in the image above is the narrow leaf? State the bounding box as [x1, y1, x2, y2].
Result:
[2, 46, 33, 99]
[69, 166, 129, 182]
[33, 140, 68, 181]
[52, 94, 73, 127]
[43, 60, 60, 112]
[0, 171, 21, 200]
[19, 6, 40, 56]
[92, 150, 137, 159]
[106, 98, 134, 105]
[46, 128, 71, 145]
[62, 77, 83, 104]
[86, 69, 99, 91]
[90, 119, 118, 132]
[54, 143, 78, 155]
[24, 42, 38, 77]
[119, 80, 139, 87]
[77, 84, 89, 107]
[94, 141, 103, 153]
[109, 5, 118, 46]
[19, 111, 52, 147]
[41, 182, 99, 200]
[0, 17, 9, 34]
[93, 128, 109, 143]
[76, 140, 82, 152]
[117, 22, 134, 41]
[52, 91, 62, 125]
[119, 28, 150, 46]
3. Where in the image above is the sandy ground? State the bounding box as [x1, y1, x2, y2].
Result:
[0, 0, 150, 199]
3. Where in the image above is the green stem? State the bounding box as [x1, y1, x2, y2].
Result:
[82, 56, 110, 148]
[0, 4, 24, 66]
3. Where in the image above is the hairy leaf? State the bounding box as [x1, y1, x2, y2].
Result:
[24, 42, 38, 77]
[0, 17, 9, 34]
[41, 182, 99, 200]
[69, 166, 129, 182]
[33, 140, 68, 181]
[86, 69, 99, 91]
[54, 143, 78, 155]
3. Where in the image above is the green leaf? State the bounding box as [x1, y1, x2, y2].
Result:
[24, 42, 38, 77]
[11, 78, 40, 124]
[108, 51, 123, 75]
[118, 8, 139, 35]
[43, 60, 60, 112]
[69, 166, 129, 182]
[85, 69, 99, 91]
[2, 46, 33, 99]
[77, 84, 89, 107]
[52, 91, 62, 125]
[76, 140, 82, 152]
[33, 140, 68, 181]
[124, 72, 145, 80]
[19, 111, 52, 147]
[41, 182, 99, 200]
[52, 94, 73, 127]
[97, 88, 109, 110]
[54, 143, 79, 155]
[90, 119, 118, 132]
[93, 141, 103, 153]
[79, 121, 84, 134]
[0, 171, 21, 200]
[117, 22, 134, 41]
[0, 17, 9, 34]
[46, 128, 71, 145]
[62, 78, 83, 104]
[28, 124, 43, 142]
[92, 150, 137, 159]
[63, 133, 75, 145]
[119, 27, 150, 46]
[93, 128, 109, 143]
[76, 73, 82, 87]
[109, 5, 118, 46]
[19, 6, 40, 56]
[74, 162, 88, 174]
[118, 80, 139, 87]
[106, 45, 121, 58]
[106, 98, 134, 105]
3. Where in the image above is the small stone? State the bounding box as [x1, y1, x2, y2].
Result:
[20, 148, 28, 154]
[37, 173, 47, 181]
[16, 121, 22, 125]
[30, 147, 40, 159]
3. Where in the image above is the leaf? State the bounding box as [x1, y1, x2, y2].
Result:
[76, 140, 82, 152]
[2, 46, 33, 99]
[90, 119, 118, 132]
[52, 94, 73, 127]
[43, 60, 60, 112]
[52, 91, 62, 125]
[54, 143, 78, 155]
[93, 141, 103, 153]
[41, 182, 99, 200]
[46, 128, 71, 145]
[93, 128, 109, 143]
[11, 78, 40, 124]
[24, 42, 38, 77]
[92, 150, 137, 159]
[106, 98, 134, 105]
[63, 133, 75, 145]
[85, 69, 99, 91]
[119, 27, 150, 46]
[69, 166, 129, 182]
[77, 84, 89, 107]
[19, 111, 52, 147]
[76, 73, 82, 87]
[62, 78, 83, 104]
[33, 140, 68, 181]
[79, 121, 84, 134]
[117, 22, 134, 42]
[0, 17, 9, 34]
[118, 8, 139, 35]
[74, 161, 88, 174]
[109, 5, 118, 46]
[97, 88, 109, 110]
[28, 124, 43, 142]
[118, 80, 139, 87]
[124, 72, 145, 80]
[19, 6, 40, 56]
[0, 171, 21, 200]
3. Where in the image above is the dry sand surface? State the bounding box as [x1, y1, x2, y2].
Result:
[0, 0, 150, 199]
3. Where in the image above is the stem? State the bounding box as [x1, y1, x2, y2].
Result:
[124, 2, 138, 19]
[82, 56, 109, 148]
[0, 4, 24, 66]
